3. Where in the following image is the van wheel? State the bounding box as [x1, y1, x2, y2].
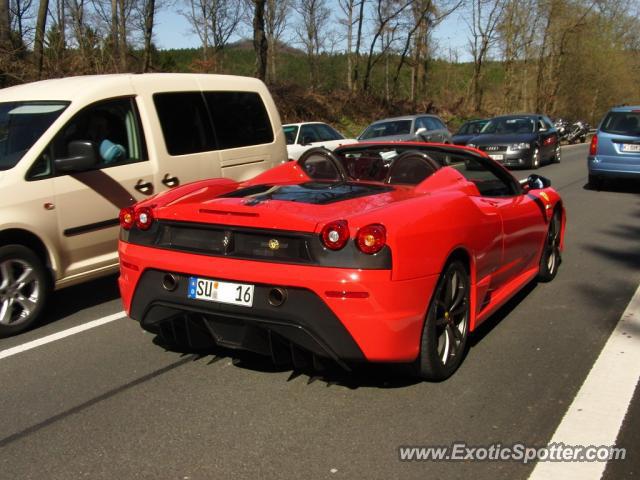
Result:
[0, 245, 50, 337]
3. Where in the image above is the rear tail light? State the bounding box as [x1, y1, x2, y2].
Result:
[320, 220, 349, 250]
[589, 134, 598, 155]
[135, 206, 154, 230]
[356, 224, 386, 254]
[119, 207, 135, 230]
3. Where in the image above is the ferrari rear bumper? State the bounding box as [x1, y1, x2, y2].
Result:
[119, 242, 438, 364]
[130, 269, 366, 370]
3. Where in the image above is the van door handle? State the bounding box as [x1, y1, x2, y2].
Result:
[162, 174, 179, 188]
[135, 180, 154, 195]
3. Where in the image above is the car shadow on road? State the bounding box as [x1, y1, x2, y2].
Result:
[148, 280, 547, 390]
[583, 178, 640, 194]
[469, 281, 538, 347]
[39, 274, 121, 328]
[152, 335, 421, 389]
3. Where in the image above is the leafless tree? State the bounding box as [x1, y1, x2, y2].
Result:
[497, 0, 539, 111]
[351, 0, 365, 90]
[264, 0, 288, 82]
[33, 0, 48, 77]
[467, 0, 506, 112]
[251, 0, 267, 80]
[362, 0, 414, 93]
[338, 0, 359, 90]
[10, 0, 34, 45]
[131, 0, 160, 71]
[294, 0, 330, 89]
[183, 0, 244, 67]
[388, 0, 461, 101]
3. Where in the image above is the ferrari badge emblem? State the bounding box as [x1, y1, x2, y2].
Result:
[268, 239, 280, 250]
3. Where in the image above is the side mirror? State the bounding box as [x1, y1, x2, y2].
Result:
[521, 174, 551, 191]
[55, 140, 98, 173]
[300, 136, 314, 146]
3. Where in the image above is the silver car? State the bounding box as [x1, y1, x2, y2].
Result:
[358, 114, 451, 143]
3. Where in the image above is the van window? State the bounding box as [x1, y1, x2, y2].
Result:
[0, 101, 68, 171]
[204, 91, 274, 149]
[153, 92, 215, 156]
[28, 97, 147, 179]
[153, 91, 274, 156]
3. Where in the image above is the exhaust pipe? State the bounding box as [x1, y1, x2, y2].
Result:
[162, 273, 178, 292]
[268, 287, 287, 307]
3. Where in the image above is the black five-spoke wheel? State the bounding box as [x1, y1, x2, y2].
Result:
[538, 210, 562, 282]
[417, 259, 470, 381]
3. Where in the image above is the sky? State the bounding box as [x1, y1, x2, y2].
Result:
[152, 2, 472, 61]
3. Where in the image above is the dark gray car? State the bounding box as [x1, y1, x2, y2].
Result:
[358, 114, 451, 143]
[467, 114, 561, 169]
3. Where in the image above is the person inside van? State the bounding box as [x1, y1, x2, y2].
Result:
[86, 111, 126, 165]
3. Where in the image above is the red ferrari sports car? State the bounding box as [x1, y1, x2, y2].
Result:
[118, 143, 565, 380]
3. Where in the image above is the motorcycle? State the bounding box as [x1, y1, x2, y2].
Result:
[565, 120, 589, 144]
[554, 118, 570, 142]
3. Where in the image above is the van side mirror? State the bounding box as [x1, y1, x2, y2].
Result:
[55, 140, 98, 173]
[521, 173, 551, 191]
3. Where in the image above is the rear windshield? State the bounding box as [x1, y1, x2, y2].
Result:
[0, 101, 68, 170]
[600, 112, 640, 136]
[359, 120, 412, 140]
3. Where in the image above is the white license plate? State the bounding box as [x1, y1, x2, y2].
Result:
[187, 277, 254, 307]
[621, 143, 640, 152]
[489, 154, 504, 161]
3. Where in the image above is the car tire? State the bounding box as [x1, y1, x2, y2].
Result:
[552, 144, 561, 163]
[530, 148, 540, 169]
[0, 245, 50, 337]
[537, 211, 562, 283]
[416, 259, 470, 381]
[588, 174, 603, 190]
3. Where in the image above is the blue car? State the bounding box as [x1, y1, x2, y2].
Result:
[588, 106, 640, 187]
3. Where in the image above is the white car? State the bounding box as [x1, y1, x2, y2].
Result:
[283, 122, 356, 160]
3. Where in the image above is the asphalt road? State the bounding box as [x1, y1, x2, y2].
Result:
[1, 143, 638, 480]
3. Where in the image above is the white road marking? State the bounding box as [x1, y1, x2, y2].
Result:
[0, 311, 126, 360]
[529, 284, 640, 480]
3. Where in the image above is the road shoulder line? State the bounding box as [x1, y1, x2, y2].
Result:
[0, 312, 126, 360]
[528, 283, 640, 479]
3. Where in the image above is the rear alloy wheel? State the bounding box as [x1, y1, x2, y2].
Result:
[416, 260, 470, 381]
[530, 148, 541, 169]
[538, 211, 561, 282]
[0, 245, 49, 337]
[552, 144, 561, 163]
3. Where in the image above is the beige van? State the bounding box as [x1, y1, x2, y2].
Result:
[0, 73, 287, 335]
